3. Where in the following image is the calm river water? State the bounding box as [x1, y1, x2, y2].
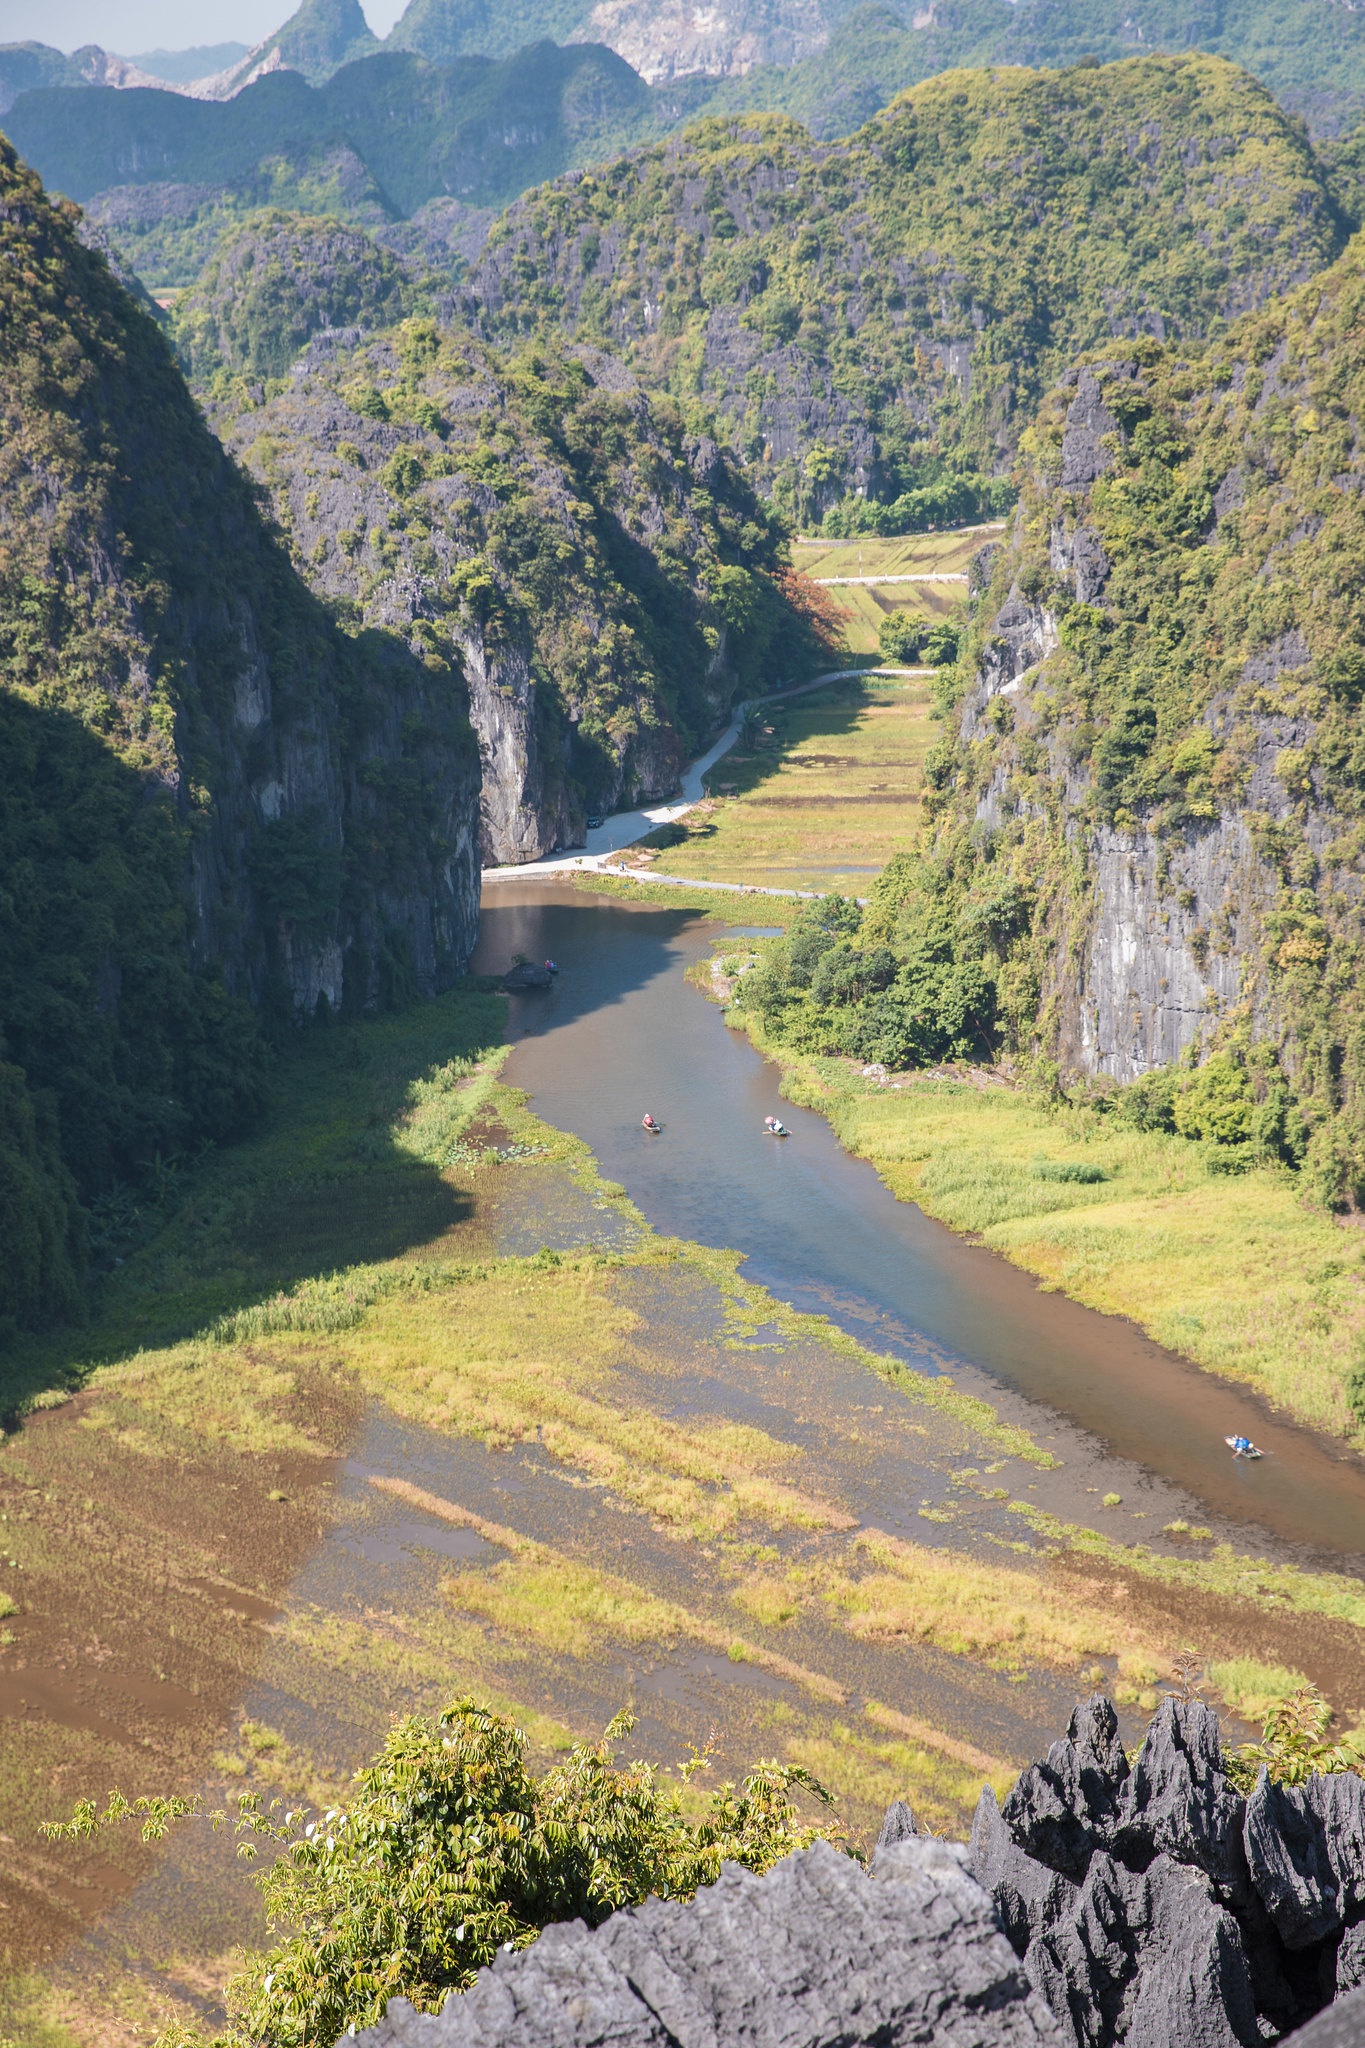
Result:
[474, 881, 1365, 1562]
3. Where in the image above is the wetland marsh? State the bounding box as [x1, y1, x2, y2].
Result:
[9, 892, 1365, 2043]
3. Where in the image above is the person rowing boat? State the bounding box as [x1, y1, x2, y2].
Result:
[1226, 1434, 1264, 1459]
[642, 1113, 661, 1133]
[763, 1115, 790, 1137]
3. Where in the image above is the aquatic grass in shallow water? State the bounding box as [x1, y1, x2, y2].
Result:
[1206, 1656, 1312, 1724]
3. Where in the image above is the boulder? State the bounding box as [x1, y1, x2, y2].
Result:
[1245, 1768, 1365, 1952]
[501, 960, 553, 990]
[1027, 1850, 1258, 2048]
[1246, 1767, 1345, 1949]
[343, 1706, 1365, 2048]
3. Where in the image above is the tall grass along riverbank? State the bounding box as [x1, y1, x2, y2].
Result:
[7, 972, 1365, 2041]
[710, 987, 1365, 1443]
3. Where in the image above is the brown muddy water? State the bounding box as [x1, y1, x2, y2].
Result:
[476, 880, 1365, 1567]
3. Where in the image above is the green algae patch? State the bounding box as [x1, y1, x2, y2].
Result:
[1008, 1498, 1365, 1633]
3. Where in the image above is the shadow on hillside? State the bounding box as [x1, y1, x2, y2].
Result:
[1, 884, 708, 1415]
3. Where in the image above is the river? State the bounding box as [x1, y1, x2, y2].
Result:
[475, 879, 1365, 1566]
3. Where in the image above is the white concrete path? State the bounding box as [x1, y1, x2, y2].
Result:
[482, 667, 925, 884]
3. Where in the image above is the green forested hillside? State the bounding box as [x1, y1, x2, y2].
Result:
[0, 139, 482, 1338]
[743, 228, 1365, 1201]
[172, 211, 417, 380]
[471, 56, 1345, 518]
[194, 222, 823, 852]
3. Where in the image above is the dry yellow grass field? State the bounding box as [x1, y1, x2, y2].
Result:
[637, 676, 935, 896]
[791, 529, 999, 653]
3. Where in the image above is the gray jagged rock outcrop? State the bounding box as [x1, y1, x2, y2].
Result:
[354, 1836, 1061, 2046]
[339, 1698, 1365, 2048]
[971, 1696, 1365, 2046]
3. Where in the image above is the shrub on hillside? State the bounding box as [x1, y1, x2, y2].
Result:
[46, 1698, 836, 2047]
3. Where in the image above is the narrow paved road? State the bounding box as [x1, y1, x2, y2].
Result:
[482, 667, 925, 883]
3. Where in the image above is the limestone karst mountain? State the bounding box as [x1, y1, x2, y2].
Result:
[843, 228, 1365, 1199]
[0, 138, 481, 1331]
[468, 56, 1347, 510]
[183, 212, 820, 861]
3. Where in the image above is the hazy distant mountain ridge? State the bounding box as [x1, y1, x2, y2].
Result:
[190, 0, 379, 100]
[8, 0, 1365, 134]
[2, 40, 657, 222]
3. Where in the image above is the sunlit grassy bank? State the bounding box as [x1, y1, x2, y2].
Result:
[8, 972, 1365, 2042]
[718, 1024, 1365, 1439]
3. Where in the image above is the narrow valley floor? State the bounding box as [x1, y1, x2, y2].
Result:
[2, 966, 1364, 2044]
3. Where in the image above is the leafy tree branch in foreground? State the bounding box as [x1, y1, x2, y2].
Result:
[45, 1698, 835, 2047]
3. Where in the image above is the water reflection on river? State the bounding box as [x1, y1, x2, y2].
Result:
[476, 880, 1365, 1564]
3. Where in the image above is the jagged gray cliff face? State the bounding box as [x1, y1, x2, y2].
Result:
[0, 137, 483, 1034]
[216, 305, 792, 865]
[345, 1697, 1365, 2048]
[972, 1697, 1365, 2045]
[885, 233, 1365, 1204]
[959, 537, 1272, 1086]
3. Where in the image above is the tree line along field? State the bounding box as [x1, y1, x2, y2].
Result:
[792, 528, 986, 653]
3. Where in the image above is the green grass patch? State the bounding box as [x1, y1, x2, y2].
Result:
[750, 1050, 1365, 1438]
[1206, 1656, 1313, 1724]
[642, 677, 936, 898]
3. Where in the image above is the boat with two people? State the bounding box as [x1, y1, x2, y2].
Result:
[1226, 1434, 1264, 1459]
[641, 1113, 662, 1134]
[763, 1115, 790, 1138]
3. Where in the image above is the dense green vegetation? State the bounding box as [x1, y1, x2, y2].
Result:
[172, 210, 416, 381]
[821, 468, 1015, 536]
[472, 57, 1345, 514]
[0, 140, 268, 1326]
[54, 1701, 831, 2045]
[211, 261, 826, 823]
[80, 144, 403, 293]
[743, 227, 1365, 1204]
[0, 139, 480, 1341]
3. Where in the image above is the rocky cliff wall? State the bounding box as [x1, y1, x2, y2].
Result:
[218, 308, 799, 864]
[918, 252, 1365, 1195]
[0, 136, 481, 1242]
[350, 1697, 1365, 2048]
